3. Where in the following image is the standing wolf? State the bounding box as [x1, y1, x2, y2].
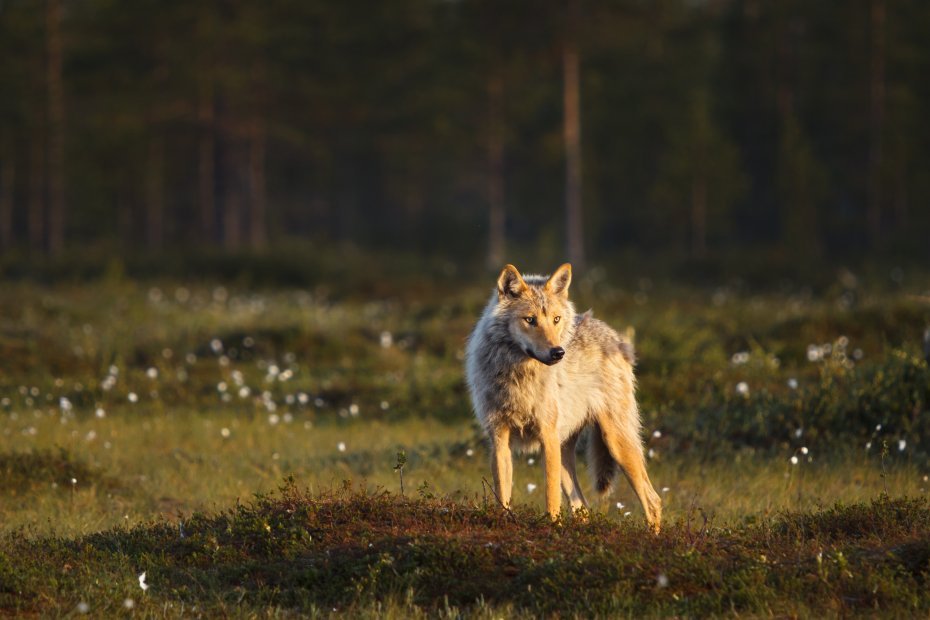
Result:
[465, 263, 661, 530]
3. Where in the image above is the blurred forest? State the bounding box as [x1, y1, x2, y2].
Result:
[1, 0, 928, 271]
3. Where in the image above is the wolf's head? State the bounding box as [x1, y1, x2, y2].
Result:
[496, 263, 575, 365]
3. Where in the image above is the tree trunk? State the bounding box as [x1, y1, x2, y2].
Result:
[28, 138, 45, 254]
[46, 0, 65, 255]
[145, 135, 164, 250]
[562, 9, 584, 270]
[867, 0, 885, 247]
[487, 74, 505, 269]
[0, 154, 13, 250]
[691, 172, 707, 259]
[199, 82, 216, 243]
[248, 118, 267, 250]
[223, 142, 242, 250]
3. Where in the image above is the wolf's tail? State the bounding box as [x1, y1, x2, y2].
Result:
[587, 422, 619, 495]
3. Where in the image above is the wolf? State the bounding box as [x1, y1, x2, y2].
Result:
[465, 263, 661, 530]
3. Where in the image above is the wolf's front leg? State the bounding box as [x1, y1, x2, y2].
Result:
[540, 425, 562, 520]
[491, 425, 513, 507]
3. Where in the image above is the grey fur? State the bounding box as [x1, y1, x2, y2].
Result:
[465, 264, 661, 529]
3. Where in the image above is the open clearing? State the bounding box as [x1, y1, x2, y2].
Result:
[1, 272, 928, 616]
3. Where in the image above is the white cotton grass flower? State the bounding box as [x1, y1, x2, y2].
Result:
[787, 378, 799, 390]
[731, 351, 750, 365]
[123, 598, 135, 610]
[337, 442, 346, 452]
[790, 456, 799, 465]
[616, 502, 625, 510]
[652, 430, 662, 439]
[95, 407, 106, 419]
[238, 386, 251, 399]
[526, 483, 537, 493]
[59, 397, 73, 412]
[466, 448, 475, 457]
[899, 439, 907, 452]
[220, 427, 230, 438]
[349, 403, 360, 416]
[76, 601, 89, 614]
[527, 458, 535, 466]
[800, 446, 809, 455]
[735, 381, 750, 397]
[146, 367, 158, 380]
[380, 400, 390, 411]
[138, 571, 149, 592]
[210, 338, 223, 354]
[656, 573, 669, 588]
[128, 392, 138, 403]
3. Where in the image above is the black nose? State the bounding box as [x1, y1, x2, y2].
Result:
[550, 347, 565, 361]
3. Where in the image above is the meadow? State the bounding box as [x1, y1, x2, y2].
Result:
[1, 262, 929, 617]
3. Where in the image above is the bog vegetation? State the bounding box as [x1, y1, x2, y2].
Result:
[0, 261, 928, 616]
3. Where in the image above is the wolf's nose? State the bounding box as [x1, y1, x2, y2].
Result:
[550, 347, 565, 361]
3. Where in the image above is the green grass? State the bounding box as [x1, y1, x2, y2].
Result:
[1, 271, 929, 616]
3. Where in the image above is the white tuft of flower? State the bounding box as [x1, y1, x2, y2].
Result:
[185, 353, 197, 365]
[268, 413, 280, 426]
[380, 331, 393, 349]
[656, 573, 669, 588]
[95, 407, 106, 418]
[616, 502, 625, 510]
[661, 487, 670, 493]
[298, 392, 309, 405]
[865, 441, 872, 451]
[898, 439, 907, 452]
[735, 381, 750, 397]
[801, 446, 809, 455]
[59, 397, 73, 412]
[220, 427, 230, 438]
[652, 430, 662, 439]
[526, 483, 537, 493]
[731, 351, 750, 365]
[349, 403, 360, 416]
[527, 458, 535, 466]
[217, 381, 228, 393]
[146, 367, 158, 379]
[238, 386, 250, 399]
[790, 456, 799, 465]
[466, 448, 474, 457]
[380, 400, 390, 411]
[86, 430, 96, 442]
[76, 601, 89, 614]
[337, 442, 346, 452]
[138, 571, 149, 592]
[210, 338, 223, 354]
[123, 598, 135, 610]
[787, 378, 799, 390]
[128, 392, 138, 403]
[279, 369, 294, 382]
[623, 511, 632, 517]
[283, 412, 293, 424]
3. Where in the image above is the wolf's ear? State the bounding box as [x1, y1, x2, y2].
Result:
[545, 263, 572, 297]
[497, 264, 527, 299]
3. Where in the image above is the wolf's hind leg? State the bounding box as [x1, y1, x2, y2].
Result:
[598, 419, 662, 532]
[490, 425, 513, 508]
[560, 432, 588, 512]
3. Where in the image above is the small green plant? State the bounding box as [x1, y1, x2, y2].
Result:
[393, 449, 407, 496]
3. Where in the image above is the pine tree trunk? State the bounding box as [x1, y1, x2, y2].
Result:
[691, 172, 707, 259]
[867, 0, 885, 247]
[145, 135, 164, 250]
[487, 74, 505, 269]
[0, 153, 13, 250]
[223, 140, 242, 250]
[562, 15, 584, 269]
[46, 0, 65, 255]
[199, 83, 216, 243]
[248, 119, 267, 250]
[28, 138, 45, 254]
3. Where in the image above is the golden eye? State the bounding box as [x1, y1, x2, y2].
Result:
[553, 316, 561, 324]
[524, 316, 537, 326]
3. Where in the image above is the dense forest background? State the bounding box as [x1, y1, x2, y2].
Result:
[1, 0, 928, 272]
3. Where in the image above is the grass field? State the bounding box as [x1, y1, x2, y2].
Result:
[1, 266, 929, 616]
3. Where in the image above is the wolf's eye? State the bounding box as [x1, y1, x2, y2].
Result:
[553, 316, 561, 324]
[524, 316, 537, 326]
